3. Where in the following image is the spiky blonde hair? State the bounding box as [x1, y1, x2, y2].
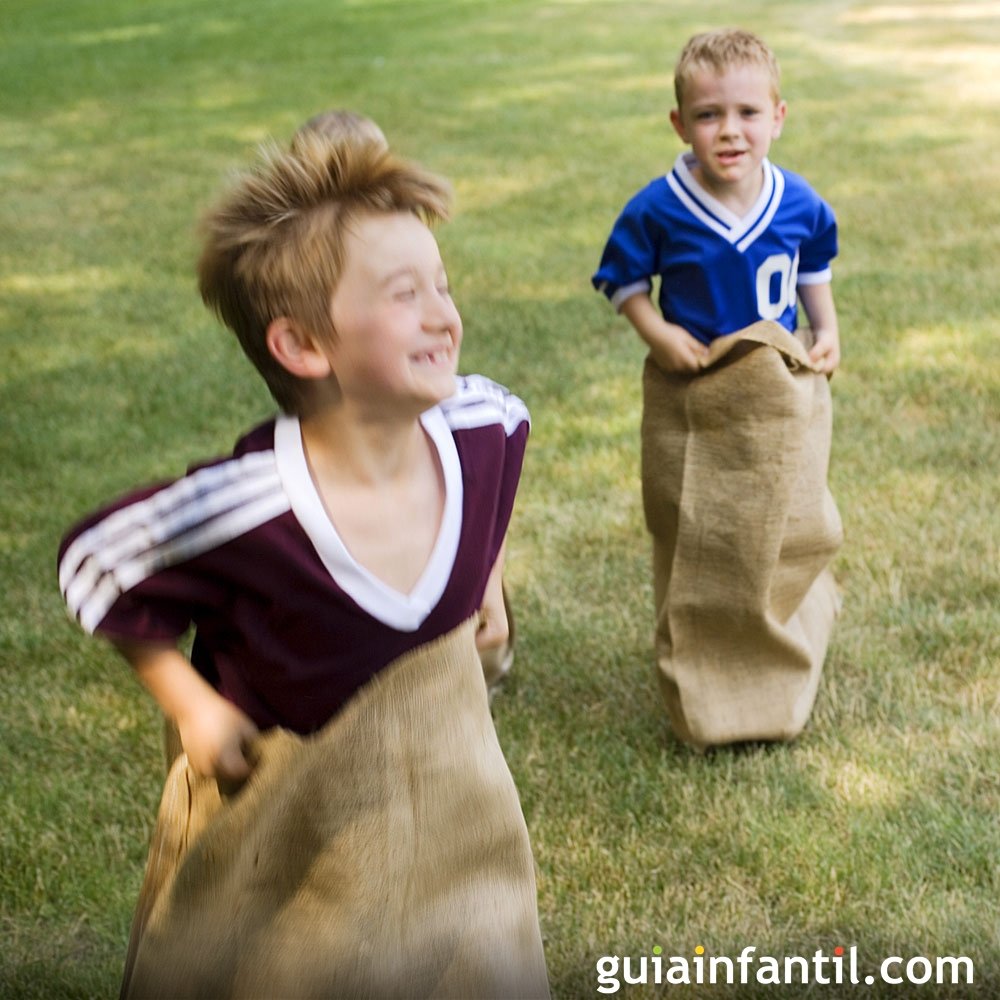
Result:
[290, 109, 388, 154]
[198, 133, 451, 413]
[673, 28, 781, 109]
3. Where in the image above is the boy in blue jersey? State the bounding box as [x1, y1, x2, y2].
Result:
[593, 27, 840, 373]
[593, 28, 843, 749]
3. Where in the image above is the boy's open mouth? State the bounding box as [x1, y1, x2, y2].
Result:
[411, 348, 453, 367]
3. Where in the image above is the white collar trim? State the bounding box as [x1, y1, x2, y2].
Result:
[273, 408, 463, 632]
[668, 152, 783, 249]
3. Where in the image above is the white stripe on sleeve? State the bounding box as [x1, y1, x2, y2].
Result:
[60, 451, 290, 634]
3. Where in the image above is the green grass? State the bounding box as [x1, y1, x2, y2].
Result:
[2, 1, 997, 997]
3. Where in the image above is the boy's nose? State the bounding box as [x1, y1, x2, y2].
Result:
[423, 295, 460, 335]
[720, 110, 741, 134]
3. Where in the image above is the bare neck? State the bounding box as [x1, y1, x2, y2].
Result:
[297, 402, 446, 594]
[299, 403, 429, 489]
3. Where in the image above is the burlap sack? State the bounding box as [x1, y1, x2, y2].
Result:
[123, 618, 549, 999]
[161, 591, 517, 770]
[641, 321, 843, 750]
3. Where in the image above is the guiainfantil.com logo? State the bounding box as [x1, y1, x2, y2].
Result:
[595, 944, 975, 993]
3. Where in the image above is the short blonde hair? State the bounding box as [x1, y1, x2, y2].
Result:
[674, 28, 781, 109]
[290, 109, 388, 154]
[197, 134, 451, 413]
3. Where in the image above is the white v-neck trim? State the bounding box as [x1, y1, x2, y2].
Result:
[667, 152, 783, 250]
[273, 409, 463, 632]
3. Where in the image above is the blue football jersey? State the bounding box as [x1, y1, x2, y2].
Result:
[592, 152, 837, 344]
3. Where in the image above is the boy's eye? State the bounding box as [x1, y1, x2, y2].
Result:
[393, 287, 417, 301]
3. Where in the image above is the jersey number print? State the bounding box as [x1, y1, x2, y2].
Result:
[756, 251, 799, 321]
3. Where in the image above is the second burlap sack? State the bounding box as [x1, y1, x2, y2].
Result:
[641, 321, 843, 750]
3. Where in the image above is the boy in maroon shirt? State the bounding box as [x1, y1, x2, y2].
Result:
[58, 133, 547, 999]
[59, 136, 526, 779]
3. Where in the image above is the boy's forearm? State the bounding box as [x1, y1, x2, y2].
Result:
[798, 282, 841, 373]
[476, 537, 508, 652]
[620, 293, 680, 349]
[114, 640, 219, 723]
[112, 639, 258, 781]
[619, 294, 707, 373]
[484, 536, 506, 604]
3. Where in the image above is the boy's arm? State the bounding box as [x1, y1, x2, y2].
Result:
[476, 537, 509, 653]
[113, 639, 259, 783]
[798, 282, 841, 375]
[620, 293, 708, 374]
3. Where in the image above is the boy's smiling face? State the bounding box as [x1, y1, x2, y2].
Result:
[326, 210, 462, 415]
[670, 63, 787, 209]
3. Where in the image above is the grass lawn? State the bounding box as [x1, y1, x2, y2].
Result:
[2, 0, 997, 997]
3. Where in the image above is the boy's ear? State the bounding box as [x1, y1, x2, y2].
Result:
[265, 317, 331, 380]
[669, 108, 688, 143]
[772, 99, 788, 139]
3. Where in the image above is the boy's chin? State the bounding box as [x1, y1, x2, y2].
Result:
[406, 370, 456, 410]
[425, 371, 458, 401]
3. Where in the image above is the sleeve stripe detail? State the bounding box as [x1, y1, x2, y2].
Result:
[440, 375, 530, 435]
[796, 268, 833, 285]
[610, 280, 651, 312]
[60, 452, 290, 634]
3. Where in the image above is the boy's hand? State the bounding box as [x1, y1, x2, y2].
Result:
[648, 325, 709, 374]
[798, 283, 840, 376]
[808, 327, 841, 375]
[113, 639, 260, 785]
[476, 586, 510, 654]
[620, 294, 707, 374]
[176, 691, 259, 785]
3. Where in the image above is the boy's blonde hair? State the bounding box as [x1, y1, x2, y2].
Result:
[290, 109, 388, 154]
[674, 28, 781, 108]
[197, 133, 451, 413]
